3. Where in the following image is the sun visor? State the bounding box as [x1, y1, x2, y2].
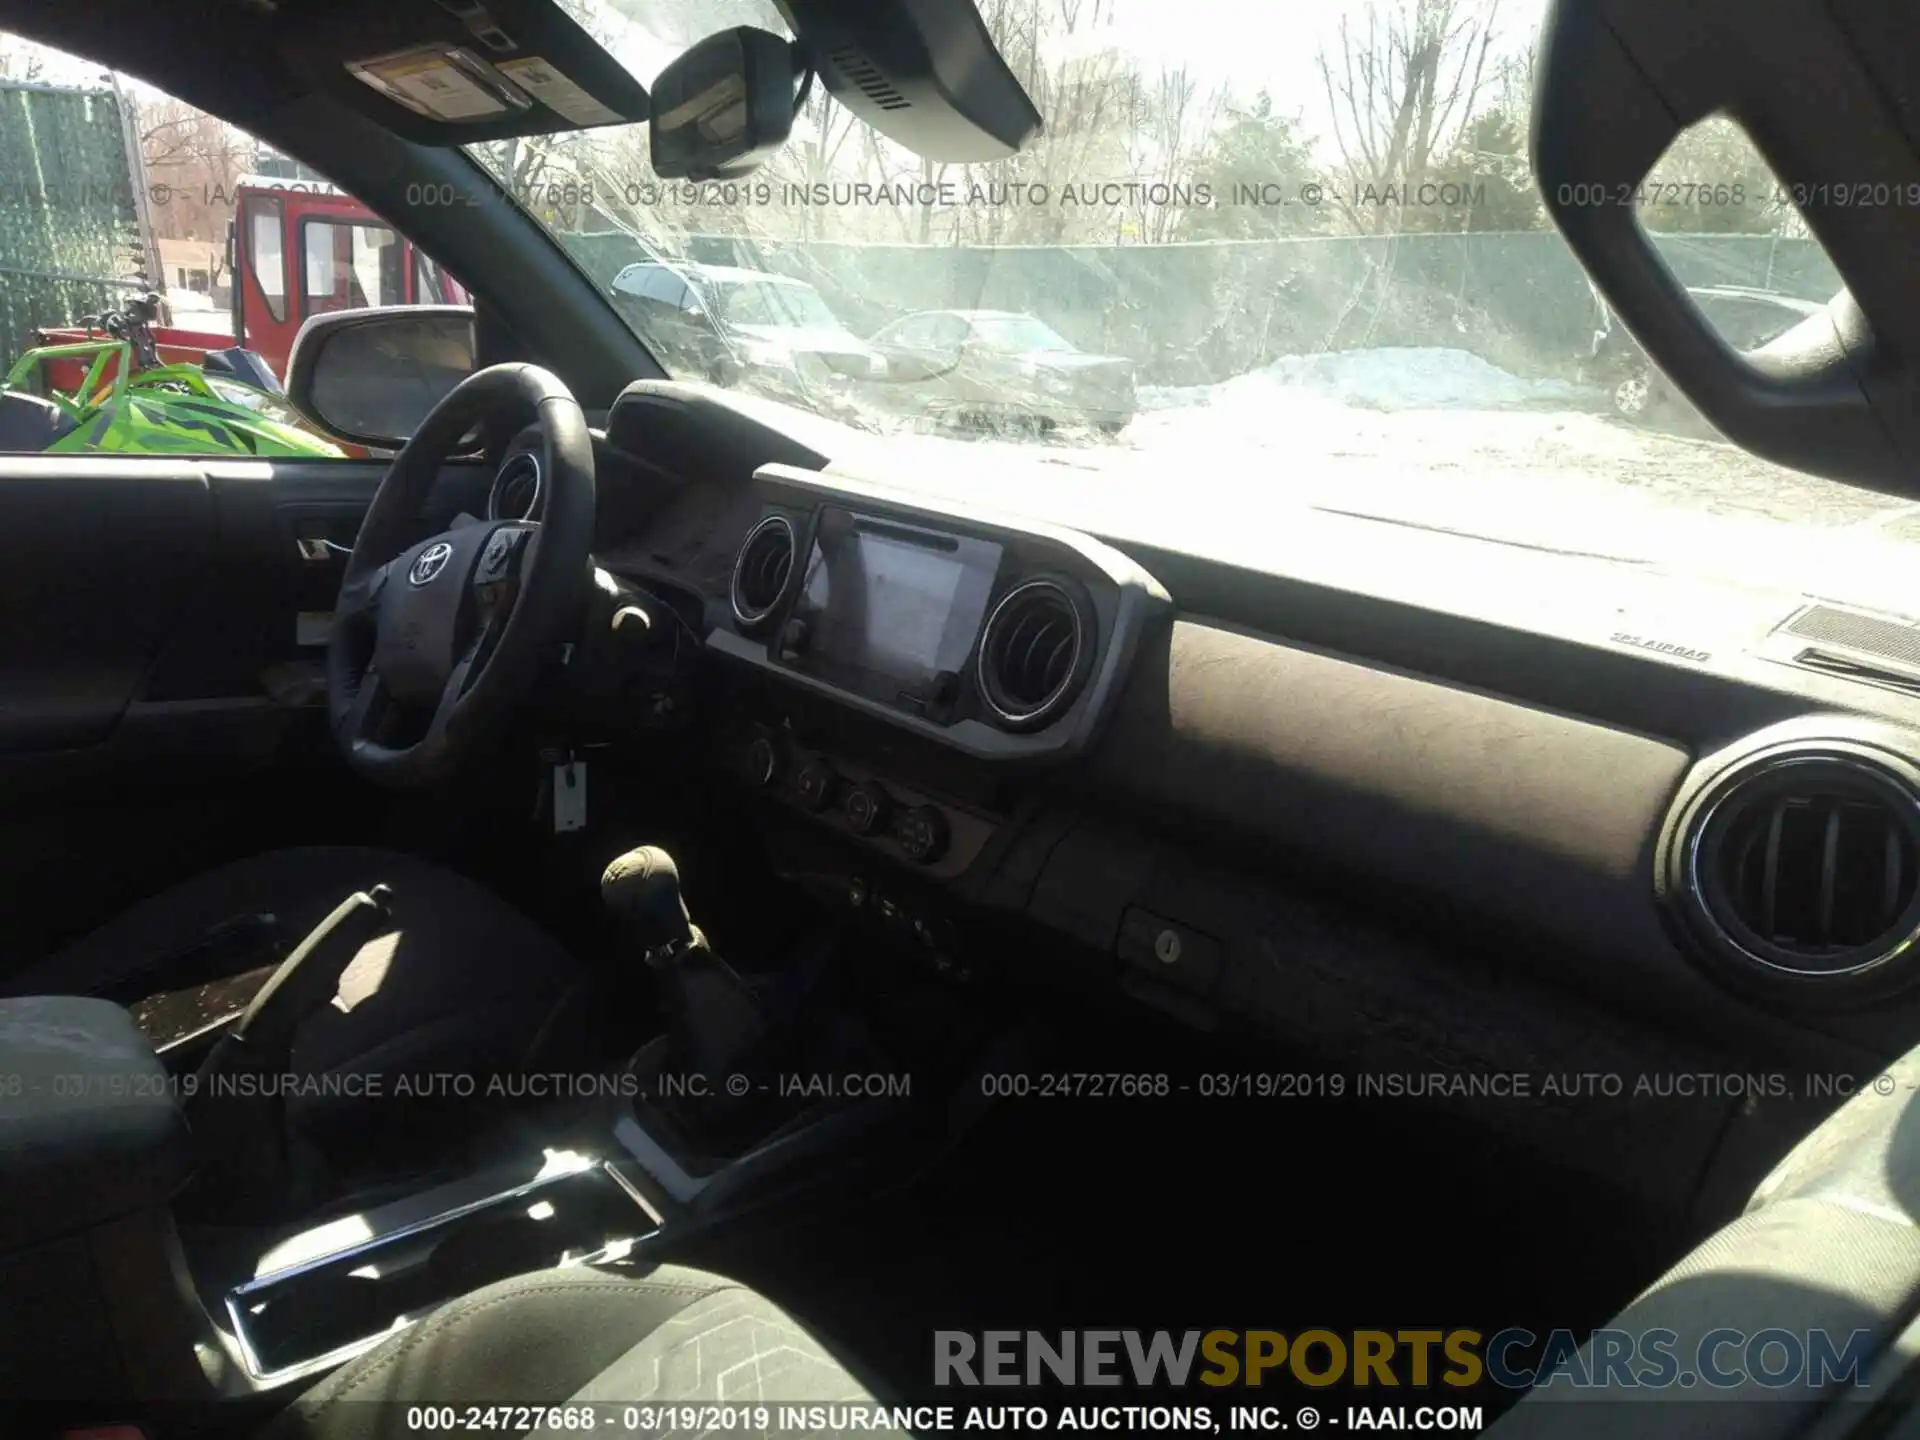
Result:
[774, 0, 1041, 162]
[275, 0, 648, 145]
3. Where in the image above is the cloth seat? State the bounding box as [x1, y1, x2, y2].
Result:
[2, 846, 587, 1171]
[260, 1263, 900, 1440]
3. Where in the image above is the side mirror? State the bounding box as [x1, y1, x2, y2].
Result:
[286, 305, 476, 450]
[650, 27, 799, 181]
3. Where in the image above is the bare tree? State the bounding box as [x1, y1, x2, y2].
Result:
[1644, 115, 1806, 237]
[764, 86, 866, 241]
[1119, 67, 1224, 244]
[1317, 0, 1502, 233]
[136, 95, 257, 245]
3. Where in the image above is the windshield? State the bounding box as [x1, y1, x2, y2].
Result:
[967, 315, 1076, 353]
[714, 279, 843, 330]
[472, 0, 1901, 615]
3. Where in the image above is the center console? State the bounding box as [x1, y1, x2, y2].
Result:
[0, 845, 912, 1418]
[211, 1152, 661, 1384]
[696, 465, 1169, 949]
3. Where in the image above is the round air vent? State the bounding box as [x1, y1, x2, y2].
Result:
[488, 451, 541, 521]
[730, 515, 796, 629]
[977, 577, 1095, 731]
[1669, 737, 1920, 998]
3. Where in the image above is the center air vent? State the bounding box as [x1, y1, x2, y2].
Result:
[730, 515, 795, 630]
[488, 451, 541, 521]
[977, 578, 1093, 731]
[1672, 740, 1920, 995]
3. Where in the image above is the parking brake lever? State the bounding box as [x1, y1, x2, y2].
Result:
[180, 886, 394, 1221]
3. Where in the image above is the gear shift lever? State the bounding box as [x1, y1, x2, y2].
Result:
[601, 845, 699, 958]
[601, 847, 764, 1074]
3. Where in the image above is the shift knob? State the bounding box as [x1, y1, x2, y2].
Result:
[600, 846, 694, 959]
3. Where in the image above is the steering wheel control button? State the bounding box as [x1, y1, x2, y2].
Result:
[795, 757, 839, 811]
[897, 805, 951, 864]
[742, 735, 781, 789]
[477, 526, 525, 582]
[1117, 908, 1222, 996]
[843, 783, 890, 836]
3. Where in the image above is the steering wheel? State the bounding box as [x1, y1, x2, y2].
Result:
[326, 364, 595, 786]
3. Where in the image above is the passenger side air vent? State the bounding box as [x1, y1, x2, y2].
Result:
[1670, 738, 1920, 998]
[730, 515, 795, 631]
[977, 578, 1094, 731]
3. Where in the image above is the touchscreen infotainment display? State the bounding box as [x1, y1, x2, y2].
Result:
[786, 509, 1003, 708]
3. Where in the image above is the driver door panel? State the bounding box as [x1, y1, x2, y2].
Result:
[0, 454, 492, 969]
[0, 462, 212, 752]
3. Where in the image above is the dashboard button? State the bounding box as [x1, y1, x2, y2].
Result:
[1117, 907, 1221, 996]
[843, 783, 890, 836]
[795, 757, 839, 811]
[897, 805, 951, 865]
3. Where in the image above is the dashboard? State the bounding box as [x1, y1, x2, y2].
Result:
[544, 379, 1920, 1221]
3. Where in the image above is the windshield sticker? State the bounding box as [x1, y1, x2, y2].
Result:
[497, 56, 624, 128]
[349, 47, 513, 122]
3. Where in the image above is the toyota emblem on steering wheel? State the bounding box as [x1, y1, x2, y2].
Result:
[409, 542, 454, 587]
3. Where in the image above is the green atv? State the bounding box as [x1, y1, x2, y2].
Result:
[0, 294, 343, 458]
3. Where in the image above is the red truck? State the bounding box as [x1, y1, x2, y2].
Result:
[35, 177, 463, 395]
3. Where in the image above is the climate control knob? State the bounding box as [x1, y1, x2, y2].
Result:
[843, 783, 891, 837]
[794, 757, 839, 812]
[742, 735, 781, 789]
[896, 805, 951, 865]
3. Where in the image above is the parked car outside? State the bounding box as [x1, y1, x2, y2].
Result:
[864, 309, 1137, 436]
[1585, 283, 1826, 423]
[608, 260, 884, 419]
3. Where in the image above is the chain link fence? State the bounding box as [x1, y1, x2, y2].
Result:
[0, 79, 150, 375]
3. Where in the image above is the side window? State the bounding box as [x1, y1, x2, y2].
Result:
[0, 30, 443, 458]
[412, 251, 449, 304]
[301, 221, 403, 318]
[247, 198, 289, 322]
[930, 315, 969, 350]
[641, 268, 681, 305]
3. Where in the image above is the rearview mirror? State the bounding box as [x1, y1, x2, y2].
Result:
[649, 27, 798, 181]
[286, 306, 476, 450]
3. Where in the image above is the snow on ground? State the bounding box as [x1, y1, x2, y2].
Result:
[871, 345, 1920, 617]
[1139, 346, 1582, 415]
[164, 292, 233, 334]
